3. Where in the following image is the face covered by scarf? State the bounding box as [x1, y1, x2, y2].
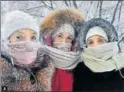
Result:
[52, 23, 75, 52]
[8, 41, 42, 68]
[81, 42, 124, 72]
[45, 23, 81, 70]
[38, 23, 81, 70]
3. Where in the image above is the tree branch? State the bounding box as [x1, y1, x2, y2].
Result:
[41, 1, 53, 10]
[117, 1, 122, 30]
[49, 0, 54, 10]
[111, 1, 120, 24]
[72, 0, 78, 9]
[25, 5, 45, 10]
[68, 0, 71, 7]
[64, 0, 69, 7]
[99, 0, 103, 18]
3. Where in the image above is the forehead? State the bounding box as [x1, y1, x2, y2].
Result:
[57, 32, 72, 36]
[88, 35, 103, 40]
[13, 29, 36, 35]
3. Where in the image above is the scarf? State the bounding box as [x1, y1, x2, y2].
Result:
[39, 45, 81, 70]
[82, 42, 124, 72]
[53, 42, 72, 52]
[8, 41, 42, 68]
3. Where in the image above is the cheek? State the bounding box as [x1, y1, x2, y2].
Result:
[87, 41, 106, 48]
[66, 39, 72, 43]
[87, 45, 93, 48]
[98, 41, 107, 45]
[9, 36, 16, 43]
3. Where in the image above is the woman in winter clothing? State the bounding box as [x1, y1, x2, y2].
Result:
[1, 11, 45, 91]
[36, 8, 84, 91]
[73, 18, 124, 92]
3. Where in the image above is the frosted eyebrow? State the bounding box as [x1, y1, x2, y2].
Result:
[16, 31, 24, 34]
[57, 33, 63, 36]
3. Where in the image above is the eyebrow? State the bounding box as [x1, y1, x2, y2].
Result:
[17, 31, 37, 35]
[58, 33, 63, 35]
[98, 36, 103, 39]
[16, 31, 24, 34]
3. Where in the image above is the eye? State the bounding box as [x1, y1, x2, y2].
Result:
[98, 38, 107, 43]
[15, 35, 23, 41]
[67, 36, 73, 40]
[87, 40, 93, 45]
[57, 34, 62, 38]
[31, 36, 37, 41]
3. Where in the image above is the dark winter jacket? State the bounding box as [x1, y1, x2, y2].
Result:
[73, 18, 124, 92]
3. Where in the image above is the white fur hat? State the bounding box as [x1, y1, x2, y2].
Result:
[1, 10, 39, 54]
[86, 26, 108, 42]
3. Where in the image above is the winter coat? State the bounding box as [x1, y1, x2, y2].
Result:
[1, 51, 49, 91]
[37, 8, 84, 91]
[73, 18, 124, 92]
[0, 55, 39, 91]
[1, 10, 47, 91]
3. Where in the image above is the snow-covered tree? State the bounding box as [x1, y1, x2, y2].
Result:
[1, 1, 124, 47]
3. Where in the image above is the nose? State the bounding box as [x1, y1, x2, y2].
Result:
[24, 36, 31, 41]
[93, 41, 104, 47]
[60, 38, 67, 43]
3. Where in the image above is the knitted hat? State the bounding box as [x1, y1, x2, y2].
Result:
[1, 10, 39, 54]
[86, 26, 108, 42]
[52, 23, 75, 40]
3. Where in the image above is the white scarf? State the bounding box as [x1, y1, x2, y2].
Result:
[43, 45, 81, 70]
[81, 42, 124, 72]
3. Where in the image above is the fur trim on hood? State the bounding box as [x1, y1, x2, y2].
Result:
[78, 18, 118, 49]
[40, 8, 84, 38]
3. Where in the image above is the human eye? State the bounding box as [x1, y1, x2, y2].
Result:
[15, 35, 23, 41]
[31, 35, 37, 41]
[67, 35, 73, 40]
[87, 40, 93, 45]
[57, 34, 62, 38]
[98, 38, 107, 43]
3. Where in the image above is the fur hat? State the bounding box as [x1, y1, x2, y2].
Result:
[40, 8, 84, 39]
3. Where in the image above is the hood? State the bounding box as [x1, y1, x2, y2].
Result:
[40, 8, 84, 50]
[79, 18, 118, 49]
[40, 8, 84, 38]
